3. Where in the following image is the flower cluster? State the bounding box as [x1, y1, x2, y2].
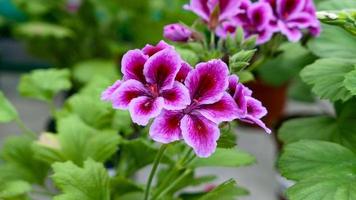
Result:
[102, 41, 270, 157]
[164, 0, 320, 44]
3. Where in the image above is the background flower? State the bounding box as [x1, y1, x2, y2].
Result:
[163, 23, 193, 42]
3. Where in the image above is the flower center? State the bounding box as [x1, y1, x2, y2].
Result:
[183, 99, 199, 114]
[147, 84, 159, 97]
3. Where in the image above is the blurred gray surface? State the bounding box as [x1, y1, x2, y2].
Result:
[1, 72, 329, 200]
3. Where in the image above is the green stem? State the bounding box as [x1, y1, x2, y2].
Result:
[247, 55, 266, 72]
[153, 169, 192, 200]
[144, 144, 168, 200]
[210, 31, 215, 50]
[15, 118, 36, 138]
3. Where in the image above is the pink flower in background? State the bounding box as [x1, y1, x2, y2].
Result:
[66, 0, 82, 13]
[217, 0, 275, 44]
[264, 0, 321, 41]
[227, 76, 271, 133]
[184, 0, 242, 30]
[104, 45, 190, 126]
[150, 60, 239, 157]
[164, 23, 193, 42]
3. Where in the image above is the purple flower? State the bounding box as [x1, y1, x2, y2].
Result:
[184, 0, 242, 30]
[101, 80, 122, 102]
[227, 76, 271, 133]
[217, 0, 275, 44]
[149, 60, 239, 157]
[164, 23, 193, 42]
[264, 0, 321, 42]
[66, 0, 82, 13]
[106, 46, 190, 126]
[142, 40, 172, 57]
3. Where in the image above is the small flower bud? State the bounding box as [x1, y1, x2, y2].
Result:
[163, 23, 193, 42]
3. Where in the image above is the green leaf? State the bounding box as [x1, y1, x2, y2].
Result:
[118, 139, 172, 177]
[236, 71, 254, 83]
[317, 0, 356, 10]
[217, 123, 237, 149]
[344, 68, 356, 96]
[52, 159, 110, 200]
[279, 140, 356, 200]
[18, 69, 71, 102]
[300, 58, 356, 102]
[307, 25, 356, 59]
[0, 91, 18, 123]
[198, 179, 248, 200]
[110, 176, 143, 197]
[278, 99, 356, 152]
[176, 48, 199, 66]
[0, 180, 31, 200]
[278, 140, 356, 181]
[1, 136, 49, 184]
[15, 22, 74, 38]
[72, 59, 119, 85]
[189, 148, 255, 168]
[54, 115, 120, 165]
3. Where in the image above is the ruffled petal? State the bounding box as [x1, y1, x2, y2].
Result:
[121, 50, 148, 82]
[149, 110, 184, 143]
[142, 40, 173, 56]
[181, 113, 220, 157]
[197, 92, 240, 123]
[185, 59, 229, 105]
[241, 116, 272, 133]
[278, 20, 302, 42]
[112, 80, 148, 109]
[287, 12, 314, 28]
[255, 27, 274, 44]
[228, 75, 239, 96]
[245, 96, 267, 119]
[277, 0, 306, 19]
[101, 80, 122, 102]
[128, 96, 164, 126]
[218, 0, 242, 21]
[184, 0, 211, 21]
[144, 49, 182, 90]
[232, 83, 252, 116]
[176, 62, 193, 83]
[161, 81, 191, 110]
[248, 1, 273, 30]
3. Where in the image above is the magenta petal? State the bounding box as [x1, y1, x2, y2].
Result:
[184, 0, 210, 21]
[185, 59, 229, 105]
[197, 92, 239, 123]
[176, 62, 193, 83]
[277, 0, 306, 19]
[233, 83, 253, 116]
[149, 110, 184, 143]
[218, 0, 242, 21]
[121, 50, 148, 82]
[144, 49, 181, 90]
[112, 80, 148, 109]
[287, 12, 314, 28]
[248, 2, 272, 30]
[181, 113, 219, 157]
[129, 96, 164, 126]
[101, 80, 122, 102]
[164, 23, 192, 42]
[228, 75, 239, 96]
[142, 40, 173, 56]
[245, 96, 267, 119]
[278, 21, 302, 42]
[161, 81, 191, 110]
[256, 28, 274, 44]
[242, 116, 272, 133]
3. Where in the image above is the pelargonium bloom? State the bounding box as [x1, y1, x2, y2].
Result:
[164, 23, 193, 42]
[264, 0, 321, 42]
[184, 0, 242, 30]
[102, 43, 190, 126]
[150, 60, 240, 157]
[228, 75, 271, 133]
[217, 0, 275, 44]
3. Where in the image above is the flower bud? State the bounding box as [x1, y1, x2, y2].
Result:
[163, 23, 193, 42]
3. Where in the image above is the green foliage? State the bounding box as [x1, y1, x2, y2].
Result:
[190, 148, 255, 168]
[279, 140, 356, 200]
[0, 136, 49, 184]
[15, 22, 74, 38]
[344, 68, 356, 96]
[0, 91, 18, 123]
[52, 159, 110, 200]
[308, 25, 356, 59]
[300, 58, 356, 102]
[176, 48, 199, 66]
[198, 179, 248, 200]
[72, 59, 120, 85]
[0, 180, 31, 200]
[18, 69, 71, 102]
[258, 43, 317, 86]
